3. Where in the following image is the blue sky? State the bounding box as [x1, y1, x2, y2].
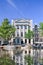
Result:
[0, 0, 43, 25]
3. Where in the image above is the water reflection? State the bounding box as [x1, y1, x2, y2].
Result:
[0, 45, 22, 59]
[0, 46, 14, 60]
[0, 45, 43, 65]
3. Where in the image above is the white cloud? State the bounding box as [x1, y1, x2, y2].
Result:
[6, 0, 25, 17]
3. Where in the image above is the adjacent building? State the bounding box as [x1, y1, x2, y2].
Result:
[33, 25, 43, 65]
[33, 25, 39, 42]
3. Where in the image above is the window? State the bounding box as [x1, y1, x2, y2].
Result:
[40, 39, 42, 42]
[0, 41, 1, 45]
[3, 40, 9, 45]
[21, 39, 23, 44]
[21, 32, 23, 37]
[28, 25, 30, 29]
[17, 38, 19, 43]
[16, 25, 19, 29]
[35, 38, 38, 42]
[24, 25, 27, 29]
[35, 25, 37, 28]
[29, 50, 31, 54]
[25, 39, 27, 43]
[16, 63, 19, 65]
[20, 64, 23, 65]
[13, 56, 15, 60]
[21, 25, 23, 29]
[17, 32, 19, 36]
[13, 39, 15, 43]
[25, 51, 27, 54]
[29, 39, 31, 44]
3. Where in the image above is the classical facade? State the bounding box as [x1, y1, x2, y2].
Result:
[12, 19, 32, 44]
[12, 19, 33, 65]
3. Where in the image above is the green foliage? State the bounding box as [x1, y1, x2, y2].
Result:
[0, 18, 16, 40]
[39, 58, 43, 65]
[0, 54, 15, 65]
[39, 22, 43, 30]
[25, 29, 33, 39]
[25, 55, 33, 65]
[39, 22, 43, 36]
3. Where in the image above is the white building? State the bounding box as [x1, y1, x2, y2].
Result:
[12, 19, 33, 65]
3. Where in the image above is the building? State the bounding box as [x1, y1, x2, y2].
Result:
[33, 24, 43, 42]
[33, 25, 43, 65]
[12, 19, 33, 65]
[0, 20, 43, 65]
[12, 19, 32, 44]
[33, 25, 39, 42]
[1, 20, 43, 65]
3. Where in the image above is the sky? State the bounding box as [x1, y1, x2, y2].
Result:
[0, 0, 43, 25]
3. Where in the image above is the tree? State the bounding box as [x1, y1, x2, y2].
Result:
[0, 54, 15, 65]
[0, 18, 15, 45]
[38, 22, 43, 64]
[25, 55, 33, 65]
[25, 29, 33, 43]
[39, 22, 43, 36]
[25, 30, 33, 65]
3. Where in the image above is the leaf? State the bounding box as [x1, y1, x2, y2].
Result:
[25, 29, 33, 39]
[0, 18, 16, 43]
[25, 55, 33, 65]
